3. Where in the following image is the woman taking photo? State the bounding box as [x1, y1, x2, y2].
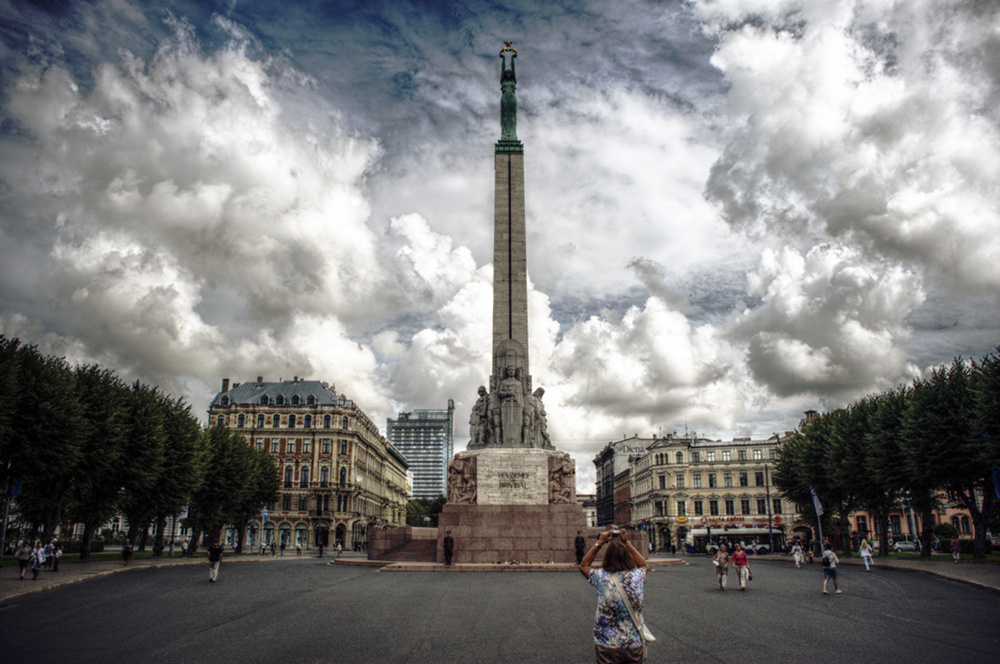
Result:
[579, 528, 650, 663]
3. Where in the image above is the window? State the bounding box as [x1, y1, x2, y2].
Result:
[961, 516, 971, 534]
[724, 472, 733, 488]
[890, 515, 902, 535]
[339, 467, 347, 486]
[324, 415, 331, 428]
[288, 414, 296, 428]
[276, 395, 285, 405]
[342, 417, 349, 429]
[694, 500, 703, 515]
[741, 499, 751, 515]
[676, 452, 683, 463]
[655, 501, 664, 517]
[692, 472, 702, 488]
[692, 452, 700, 463]
[755, 471, 765, 487]
[307, 395, 316, 405]
[710, 500, 719, 516]
[286, 441, 295, 454]
[291, 394, 300, 405]
[739, 472, 749, 487]
[676, 474, 685, 489]
[216, 415, 225, 426]
[260, 395, 269, 405]
[237, 414, 245, 427]
[340, 440, 348, 455]
[706, 451, 715, 462]
[772, 498, 782, 515]
[322, 439, 331, 454]
[255, 438, 264, 451]
[658, 475, 667, 489]
[284, 466, 293, 488]
[757, 499, 767, 515]
[320, 466, 329, 487]
[753, 449, 762, 460]
[769, 449, 777, 460]
[725, 500, 735, 516]
[298, 495, 307, 511]
[677, 501, 687, 517]
[302, 440, 312, 454]
[300, 467, 309, 487]
[951, 516, 960, 531]
[257, 414, 264, 428]
[722, 451, 730, 462]
[738, 449, 746, 461]
[303, 415, 312, 429]
[272, 414, 280, 427]
[856, 515, 868, 535]
[708, 473, 717, 488]
[282, 494, 291, 510]
[271, 441, 279, 453]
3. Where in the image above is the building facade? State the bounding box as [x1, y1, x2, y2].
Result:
[386, 402, 455, 499]
[618, 433, 805, 552]
[594, 436, 659, 526]
[208, 377, 409, 551]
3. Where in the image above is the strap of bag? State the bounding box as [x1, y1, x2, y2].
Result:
[609, 573, 648, 644]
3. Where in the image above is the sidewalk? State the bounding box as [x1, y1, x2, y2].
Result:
[0, 550, 339, 604]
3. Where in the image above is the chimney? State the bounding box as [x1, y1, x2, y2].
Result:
[257, 376, 263, 386]
[222, 378, 230, 392]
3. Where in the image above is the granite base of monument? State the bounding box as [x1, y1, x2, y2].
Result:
[436, 503, 589, 563]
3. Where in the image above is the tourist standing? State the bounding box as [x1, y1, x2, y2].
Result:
[732, 543, 750, 591]
[859, 538, 874, 571]
[950, 538, 961, 563]
[121, 538, 133, 566]
[575, 531, 587, 565]
[51, 542, 62, 572]
[822, 543, 841, 594]
[791, 541, 803, 568]
[713, 543, 730, 591]
[443, 531, 455, 565]
[207, 538, 224, 583]
[31, 542, 43, 580]
[579, 530, 650, 663]
[17, 541, 32, 580]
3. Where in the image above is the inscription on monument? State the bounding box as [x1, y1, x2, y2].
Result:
[473, 449, 549, 505]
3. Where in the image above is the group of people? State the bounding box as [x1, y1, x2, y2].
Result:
[16, 538, 62, 581]
[712, 542, 752, 591]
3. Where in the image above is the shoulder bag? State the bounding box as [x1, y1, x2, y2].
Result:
[609, 572, 656, 644]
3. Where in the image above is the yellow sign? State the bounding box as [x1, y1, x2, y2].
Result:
[676, 516, 688, 523]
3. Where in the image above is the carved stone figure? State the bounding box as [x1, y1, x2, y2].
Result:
[548, 453, 575, 504]
[498, 366, 524, 447]
[499, 43, 517, 142]
[469, 386, 489, 449]
[531, 387, 554, 450]
[448, 457, 477, 504]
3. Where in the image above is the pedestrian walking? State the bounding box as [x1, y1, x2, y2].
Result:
[732, 543, 751, 590]
[207, 538, 224, 583]
[17, 541, 32, 580]
[30, 542, 43, 581]
[280, 541, 286, 556]
[713, 543, 730, 591]
[43, 540, 54, 571]
[296, 544, 302, 556]
[859, 538, 873, 571]
[336, 541, 342, 557]
[950, 538, 961, 563]
[443, 531, 455, 565]
[122, 538, 133, 566]
[575, 531, 587, 565]
[52, 542, 62, 572]
[580, 529, 651, 663]
[791, 541, 803, 568]
[822, 543, 841, 594]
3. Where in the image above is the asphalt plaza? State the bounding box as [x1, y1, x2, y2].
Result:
[1, 557, 997, 663]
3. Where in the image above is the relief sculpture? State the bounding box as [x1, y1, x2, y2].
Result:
[448, 456, 477, 504]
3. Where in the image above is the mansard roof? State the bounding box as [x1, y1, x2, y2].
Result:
[210, 379, 349, 408]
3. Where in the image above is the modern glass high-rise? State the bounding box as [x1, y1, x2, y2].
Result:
[386, 400, 455, 499]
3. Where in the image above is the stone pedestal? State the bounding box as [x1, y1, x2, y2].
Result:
[437, 503, 589, 563]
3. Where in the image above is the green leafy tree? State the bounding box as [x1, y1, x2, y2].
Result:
[151, 396, 205, 557]
[118, 382, 167, 546]
[862, 388, 909, 557]
[229, 447, 280, 553]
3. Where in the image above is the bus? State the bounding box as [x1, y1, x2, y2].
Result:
[684, 527, 785, 555]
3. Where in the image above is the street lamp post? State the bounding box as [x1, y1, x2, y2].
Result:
[765, 462, 774, 553]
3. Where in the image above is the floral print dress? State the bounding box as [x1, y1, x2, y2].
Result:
[588, 567, 646, 649]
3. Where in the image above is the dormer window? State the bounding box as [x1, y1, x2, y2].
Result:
[260, 395, 269, 405]
[275, 395, 285, 405]
[220, 396, 229, 406]
[291, 395, 300, 405]
[307, 395, 316, 405]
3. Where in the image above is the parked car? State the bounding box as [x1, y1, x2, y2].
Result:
[894, 540, 918, 553]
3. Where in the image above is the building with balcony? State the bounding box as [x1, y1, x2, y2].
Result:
[208, 377, 409, 551]
[594, 436, 659, 526]
[386, 402, 455, 499]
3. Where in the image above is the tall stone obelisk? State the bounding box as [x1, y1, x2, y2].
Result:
[493, 42, 529, 375]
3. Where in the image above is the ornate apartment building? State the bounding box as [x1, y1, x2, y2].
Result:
[629, 433, 804, 552]
[208, 377, 409, 550]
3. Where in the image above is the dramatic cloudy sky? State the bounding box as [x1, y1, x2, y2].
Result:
[2, 0, 998, 491]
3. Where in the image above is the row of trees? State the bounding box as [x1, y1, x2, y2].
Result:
[773, 349, 1000, 558]
[0, 337, 278, 558]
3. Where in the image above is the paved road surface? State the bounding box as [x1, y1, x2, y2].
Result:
[1, 557, 997, 663]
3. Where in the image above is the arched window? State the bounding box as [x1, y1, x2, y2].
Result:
[288, 414, 296, 428]
[291, 395, 300, 405]
[259, 395, 269, 405]
[304, 415, 312, 429]
[952, 516, 961, 531]
[221, 396, 229, 406]
[307, 395, 316, 405]
[216, 415, 225, 427]
[961, 516, 971, 534]
[257, 414, 264, 428]
[676, 452, 683, 463]
[272, 414, 280, 427]
[237, 414, 245, 427]
[284, 466, 293, 487]
[320, 466, 329, 486]
[300, 466, 309, 487]
[342, 417, 349, 429]
[340, 440, 348, 455]
[324, 415, 331, 428]
[339, 467, 347, 486]
[275, 394, 285, 405]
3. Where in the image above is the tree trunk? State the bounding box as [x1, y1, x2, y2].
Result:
[80, 521, 96, 560]
[955, 484, 995, 559]
[876, 509, 891, 558]
[919, 504, 935, 558]
[186, 521, 204, 556]
[236, 521, 247, 554]
[152, 514, 166, 557]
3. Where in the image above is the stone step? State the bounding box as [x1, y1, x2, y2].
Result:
[382, 539, 437, 562]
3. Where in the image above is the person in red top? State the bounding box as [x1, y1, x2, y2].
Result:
[731, 543, 750, 591]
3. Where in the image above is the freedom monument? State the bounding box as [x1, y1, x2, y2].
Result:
[371, 44, 642, 563]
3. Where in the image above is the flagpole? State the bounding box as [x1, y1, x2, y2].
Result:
[810, 487, 825, 558]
